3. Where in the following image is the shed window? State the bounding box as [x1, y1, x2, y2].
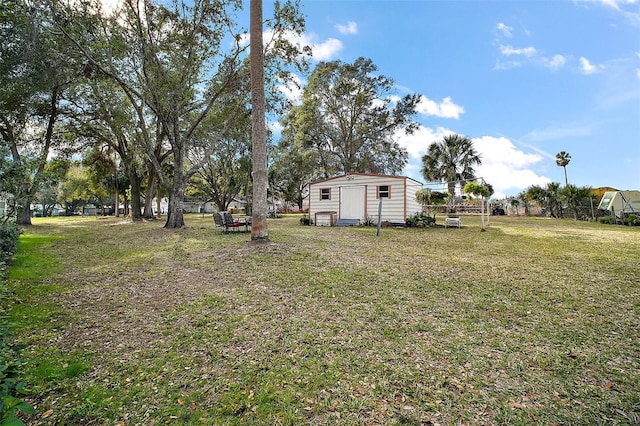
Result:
[377, 185, 390, 199]
[320, 188, 331, 200]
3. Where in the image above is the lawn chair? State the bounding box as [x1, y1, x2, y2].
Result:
[217, 211, 250, 233]
[213, 212, 226, 232]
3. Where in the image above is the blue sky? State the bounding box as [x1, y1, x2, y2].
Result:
[272, 0, 640, 198]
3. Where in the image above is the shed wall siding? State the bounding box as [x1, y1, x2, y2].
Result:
[309, 174, 423, 224]
[404, 179, 423, 217]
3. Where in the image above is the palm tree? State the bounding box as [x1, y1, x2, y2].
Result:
[421, 134, 481, 203]
[560, 184, 592, 220]
[250, 0, 268, 240]
[526, 182, 563, 218]
[556, 151, 571, 186]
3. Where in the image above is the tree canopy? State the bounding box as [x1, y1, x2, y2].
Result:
[556, 151, 571, 186]
[421, 134, 481, 203]
[282, 57, 421, 178]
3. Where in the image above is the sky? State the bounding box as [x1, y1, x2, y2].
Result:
[271, 0, 640, 198]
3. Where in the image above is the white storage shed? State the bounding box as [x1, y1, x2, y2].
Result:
[598, 190, 640, 217]
[308, 173, 423, 226]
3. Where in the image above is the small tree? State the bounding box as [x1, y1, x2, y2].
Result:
[464, 181, 491, 231]
[510, 197, 520, 216]
[415, 189, 431, 207]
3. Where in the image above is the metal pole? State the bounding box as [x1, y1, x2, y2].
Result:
[376, 199, 382, 236]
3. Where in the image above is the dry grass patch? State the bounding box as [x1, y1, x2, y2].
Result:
[7, 214, 640, 425]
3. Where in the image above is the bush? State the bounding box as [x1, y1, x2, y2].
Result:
[406, 212, 436, 228]
[599, 216, 615, 225]
[0, 223, 21, 265]
[0, 222, 33, 425]
[299, 216, 312, 226]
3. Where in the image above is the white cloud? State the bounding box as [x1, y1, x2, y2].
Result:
[394, 125, 452, 160]
[276, 73, 305, 104]
[542, 54, 567, 70]
[496, 22, 513, 38]
[595, 0, 638, 11]
[336, 21, 358, 35]
[580, 57, 605, 74]
[268, 121, 283, 135]
[524, 121, 594, 143]
[396, 129, 551, 197]
[99, 0, 121, 15]
[500, 44, 537, 58]
[494, 59, 522, 70]
[248, 30, 343, 62]
[416, 96, 465, 119]
[584, 0, 640, 25]
[474, 136, 551, 197]
[263, 30, 343, 61]
[311, 38, 343, 61]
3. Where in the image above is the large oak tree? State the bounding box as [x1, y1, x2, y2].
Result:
[1, 0, 79, 224]
[56, 0, 306, 229]
[283, 57, 421, 178]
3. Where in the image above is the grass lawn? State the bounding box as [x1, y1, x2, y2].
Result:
[6, 214, 640, 425]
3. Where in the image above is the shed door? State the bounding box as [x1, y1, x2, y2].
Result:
[340, 186, 366, 220]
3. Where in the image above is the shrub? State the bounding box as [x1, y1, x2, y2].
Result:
[0, 222, 33, 425]
[299, 216, 312, 226]
[0, 223, 21, 265]
[599, 216, 615, 225]
[406, 212, 436, 227]
[361, 216, 375, 227]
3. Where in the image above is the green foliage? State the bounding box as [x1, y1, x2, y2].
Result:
[560, 184, 593, 220]
[556, 151, 571, 185]
[0, 0, 81, 225]
[415, 189, 431, 206]
[621, 214, 640, 226]
[283, 57, 421, 177]
[463, 181, 490, 198]
[599, 216, 615, 224]
[0, 328, 36, 426]
[361, 216, 376, 227]
[526, 182, 563, 218]
[299, 215, 312, 226]
[429, 191, 449, 205]
[1, 224, 34, 425]
[269, 142, 316, 210]
[405, 212, 436, 227]
[0, 225, 21, 266]
[421, 134, 481, 201]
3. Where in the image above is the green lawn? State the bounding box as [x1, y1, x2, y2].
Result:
[7, 214, 640, 425]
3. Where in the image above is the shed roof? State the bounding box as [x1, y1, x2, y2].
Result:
[309, 172, 423, 186]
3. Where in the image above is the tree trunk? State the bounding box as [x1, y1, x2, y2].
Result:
[143, 172, 157, 219]
[164, 192, 185, 228]
[164, 166, 185, 228]
[124, 193, 129, 216]
[448, 181, 456, 205]
[114, 186, 120, 217]
[15, 179, 32, 225]
[129, 171, 143, 220]
[250, 0, 268, 240]
[16, 197, 32, 225]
